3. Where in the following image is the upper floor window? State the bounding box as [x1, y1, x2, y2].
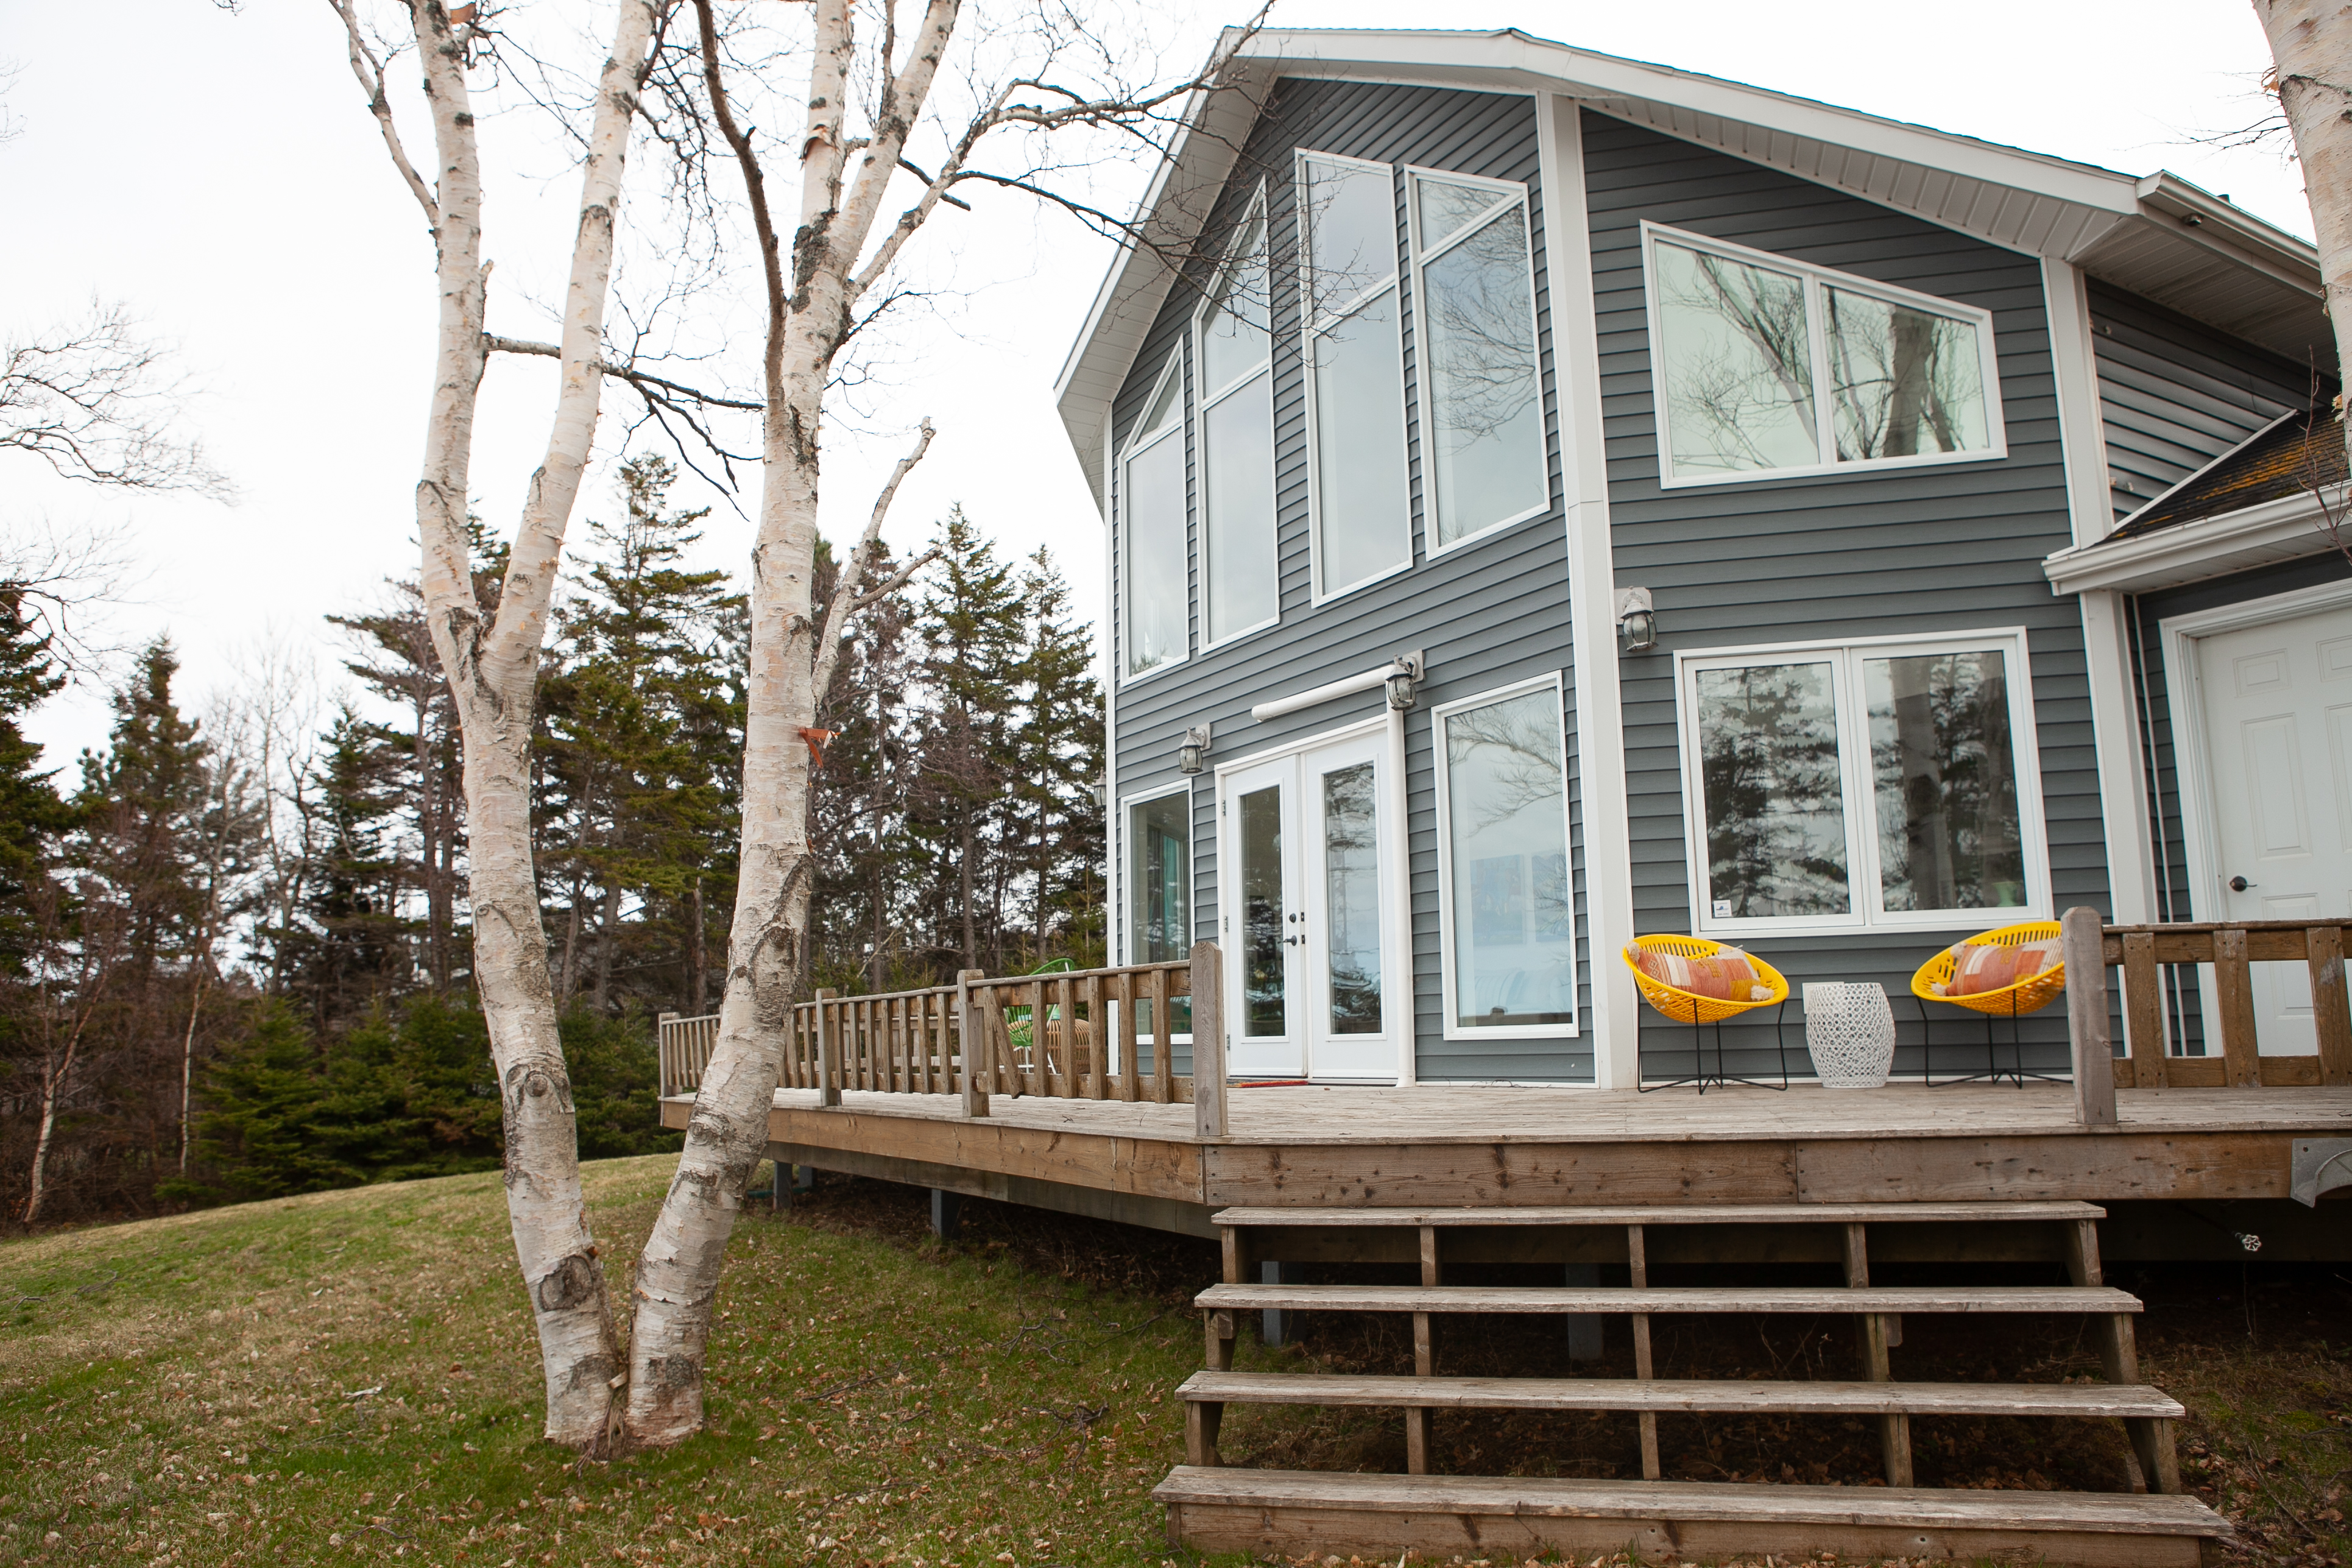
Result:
[1299, 152, 1411, 599]
[1408, 169, 1547, 550]
[1196, 196, 1277, 647]
[1120, 355, 1187, 680]
[1641, 223, 2004, 488]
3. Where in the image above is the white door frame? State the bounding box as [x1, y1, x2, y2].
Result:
[1212, 708, 1415, 1086]
[2158, 575, 2352, 1052]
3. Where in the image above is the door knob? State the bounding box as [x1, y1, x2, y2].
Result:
[2228, 875, 2255, 892]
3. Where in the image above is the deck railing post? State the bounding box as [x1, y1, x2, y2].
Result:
[2061, 907, 2116, 1126]
[814, 986, 842, 1108]
[1192, 941, 1226, 1141]
[957, 969, 989, 1119]
[657, 1011, 678, 1098]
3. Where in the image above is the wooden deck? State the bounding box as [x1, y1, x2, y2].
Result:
[657, 1079, 2352, 1214]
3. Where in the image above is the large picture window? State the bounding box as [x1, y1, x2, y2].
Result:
[1299, 152, 1411, 599]
[1118, 356, 1187, 680]
[1642, 223, 2002, 487]
[1197, 196, 1277, 646]
[1435, 679, 1577, 1037]
[1408, 169, 1547, 550]
[1676, 631, 2048, 937]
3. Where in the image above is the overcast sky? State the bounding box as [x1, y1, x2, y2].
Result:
[0, 0, 2314, 772]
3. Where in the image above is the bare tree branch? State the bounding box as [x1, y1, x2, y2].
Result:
[328, 0, 438, 229]
[810, 417, 933, 703]
[1, 302, 232, 500]
[482, 333, 763, 411]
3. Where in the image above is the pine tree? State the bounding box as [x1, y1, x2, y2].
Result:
[0, 586, 74, 973]
[281, 704, 409, 1026]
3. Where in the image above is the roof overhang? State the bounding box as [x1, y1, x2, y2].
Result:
[1054, 27, 2327, 513]
[2043, 487, 2350, 597]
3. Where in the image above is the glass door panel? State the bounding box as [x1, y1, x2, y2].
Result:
[1301, 733, 1402, 1081]
[1221, 758, 1302, 1078]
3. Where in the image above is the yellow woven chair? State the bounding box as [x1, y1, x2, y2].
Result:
[1623, 934, 1793, 1092]
[1907, 919, 2067, 1087]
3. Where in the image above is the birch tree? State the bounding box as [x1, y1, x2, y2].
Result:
[2255, 0, 2352, 481]
[620, 1, 1262, 1444]
[327, 0, 667, 1446]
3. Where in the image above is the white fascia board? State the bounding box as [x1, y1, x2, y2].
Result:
[2043, 487, 2351, 596]
[2135, 172, 2324, 292]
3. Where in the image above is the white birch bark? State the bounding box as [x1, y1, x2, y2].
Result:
[2256, 0, 2352, 478]
[368, 0, 657, 1446]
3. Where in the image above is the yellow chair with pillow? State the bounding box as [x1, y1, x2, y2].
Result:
[1623, 934, 1793, 1093]
[1907, 919, 2067, 1087]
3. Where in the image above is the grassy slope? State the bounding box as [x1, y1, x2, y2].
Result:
[0, 1159, 2343, 1568]
[0, 1157, 1206, 1567]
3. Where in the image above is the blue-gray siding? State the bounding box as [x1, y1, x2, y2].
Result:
[1107, 79, 1594, 1082]
[2088, 280, 2309, 521]
[1585, 111, 2094, 1076]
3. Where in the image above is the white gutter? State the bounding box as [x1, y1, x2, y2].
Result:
[2043, 487, 2348, 597]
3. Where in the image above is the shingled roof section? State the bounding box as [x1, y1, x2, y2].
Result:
[2111, 407, 2347, 539]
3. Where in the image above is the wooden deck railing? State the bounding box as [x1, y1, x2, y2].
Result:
[655, 942, 1227, 1137]
[2061, 908, 2352, 1124]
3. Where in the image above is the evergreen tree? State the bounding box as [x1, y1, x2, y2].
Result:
[0, 586, 74, 972]
[1010, 546, 1106, 967]
[281, 704, 409, 1025]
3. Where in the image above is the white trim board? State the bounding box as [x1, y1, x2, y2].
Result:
[1536, 91, 1637, 1089]
[2044, 486, 2352, 597]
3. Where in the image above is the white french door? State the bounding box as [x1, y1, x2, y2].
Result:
[1218, 727, 1405, 1082]
[2184, 598, 2352, 1056]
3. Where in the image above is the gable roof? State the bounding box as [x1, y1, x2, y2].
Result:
[2110, 408, 2347, 541]
[1055, 26, 2328, 510]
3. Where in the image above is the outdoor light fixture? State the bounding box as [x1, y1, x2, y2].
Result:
[1384, 650, 1425, 712]
[1177, 724, 1212, 775]
[1615, 586, 1658, 654]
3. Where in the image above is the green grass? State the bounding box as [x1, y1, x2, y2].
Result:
[0, 1160, 2341, 1568]
[0, 1157, 1209, 1567]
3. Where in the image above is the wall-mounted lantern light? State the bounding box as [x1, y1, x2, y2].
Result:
[1177, 724, 1212, 775]
[1384, 649, 1425, 712]
[1614, 586, 1658, 654]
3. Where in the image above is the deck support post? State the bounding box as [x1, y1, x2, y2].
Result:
[929, 1188, 961, 1240]
[1260, 1261, 1295, 1347]
[1405, 1226, 1439, 1475]
[1626, 1224, 1661, 1480]
[1843, 1222, 1913, 1487]
[2063, 1217, 2177, 1493]
[2062, 907, 2117, 1125]
[814, 987, 841, 1107]
[1191, 942, 1226, 1140]
[956, 969, 988, 1118]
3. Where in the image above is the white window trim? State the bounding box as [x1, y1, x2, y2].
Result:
[1672, 626, 2052, 941]
[1431, 673, 1581, 1040]
[1115, 350, 1190, 687]
[1639, 221, 2008, 492]
[1195, 185, 1280, 655]
[1296, 148, 1414, 606]
[1117, 779, 1196, 967]
[1405, 165, 1553, 559]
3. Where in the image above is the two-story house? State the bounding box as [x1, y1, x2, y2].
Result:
[1056, 26, 2340, 1092]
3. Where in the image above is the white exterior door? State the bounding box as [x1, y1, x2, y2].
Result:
[2191, 601, 2352, 1054]
[1217, 727, 1405, 1082]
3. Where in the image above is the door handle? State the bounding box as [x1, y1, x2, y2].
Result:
[2228, 875, 2256, 892]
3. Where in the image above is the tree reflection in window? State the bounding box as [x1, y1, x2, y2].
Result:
[1826, 288, 1990, 461]
[1443, 688, 1573, 1028]
[1865, 649, 2022, 911]
[1695, 662, 1851, 917]
[1653, 241, 1818, 476]
[1321, 761, 1383, 1036]
[1415, 175, 1546, 544]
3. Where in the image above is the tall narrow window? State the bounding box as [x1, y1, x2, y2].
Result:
[1437, 680, 1575, 1036]
[1410, 171, 1547, 548]
[1678, 632, 2047, 936]
[1119, 358, 1187, 679]
[1198, 202, 1277, 645]
[1126, 789, 1193, 1042]
[1299, 153, 1410, 598]
[1643, 224, 2003, 486]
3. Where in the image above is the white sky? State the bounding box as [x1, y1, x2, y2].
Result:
[1, 0, 2312, 771]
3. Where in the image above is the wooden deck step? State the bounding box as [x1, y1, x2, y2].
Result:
[1195, 1282, 2141, 1315]
[1212, 1200, 2106, 1227]
[1178, 1370, 2184, 1419]
[1154, 1467, 2228, 1567]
